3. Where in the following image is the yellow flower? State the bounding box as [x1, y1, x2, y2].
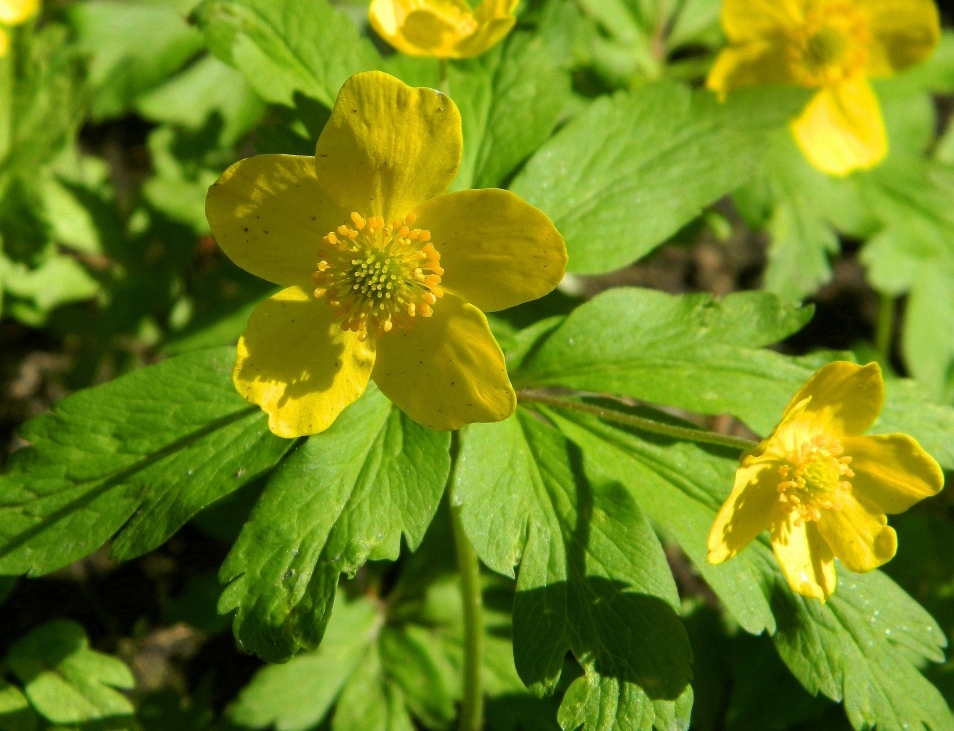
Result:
[0, 0, 39, 57]
[369, 0, 518, 59]
[205, 71, 567, 438]
[707, 0, 940, 176]
[708, 361, 944, 601]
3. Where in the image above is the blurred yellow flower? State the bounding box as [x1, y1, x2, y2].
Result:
[708, 361, 944, 601]
[206, 71, 566, 438]
[707, 0, 940, 176]
[0, 0, 39, 56]
[369, 0, 517, 59]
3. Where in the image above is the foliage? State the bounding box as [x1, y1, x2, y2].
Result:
[1, 2, 953, 731]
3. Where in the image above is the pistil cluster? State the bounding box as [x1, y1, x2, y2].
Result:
[776, 433, 855, 526]
[787, 3, 871, 86]
[312, 212, 444, 341]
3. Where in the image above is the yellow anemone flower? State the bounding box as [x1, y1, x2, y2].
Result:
[707, 0, 940, 176]
[708, 361, 944, 601]
[206, 71, 567, 438]
[0, 0, 39, 57]
[369, 0, 518, 59]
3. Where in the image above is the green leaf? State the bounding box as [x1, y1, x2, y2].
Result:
[6, 621, 135, 725]
[455, 413, 692, 730]
[541, 402, 952, 731]
[196, 0, 380, 109]
[514, 288, 814, 430]
[69, 0, 205, 120]
[332, 645, 416, 731]
[218, 386, 451, 662]
[772, 570, 952, 731]
[543, 403, 776, 636]
[0, 681, 34, 731]
[135, 55, 266, 147]
[0, 347, 291, 574]
[450, 31, 570, 191]
[228, 598, 382, 731]
[509, 83, 809, 273]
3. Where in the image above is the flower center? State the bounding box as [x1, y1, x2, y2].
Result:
[311, 212, 444, 342]
[776, 434, 854, 526]
[787, 3, 870, 86]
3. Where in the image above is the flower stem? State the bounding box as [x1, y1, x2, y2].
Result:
[439, 58, 450, 95]
[876, 291, 895, 361]
[518, 389, 758, 452]
[451, 500, 483, 731]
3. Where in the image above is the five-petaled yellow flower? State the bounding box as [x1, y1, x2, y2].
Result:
[370, 0, 518, 59]
[708, 361, 944, 601]
[708, 0, 940, 176]
[0, 0, 39, 57]
[206, 71, 567, 438]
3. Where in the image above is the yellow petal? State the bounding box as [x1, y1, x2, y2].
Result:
[771, 513, 837, 601]
[861, 0, 940, 76]
[369, 0, 515, 58]
[206, 155, 345, 288]
[234, 286, 375, 438]
[371, 294, 515, 430]
[720, 0, 802, 43]
[0, 28, 8, 58]
[314, 71, 462, 222]
[411, 189, 567, 312]
[707, 41, 797, 98]
[707, 459, 780, 563]
[454, 16, 516, 58]
[844, 434, 944, 514]
[370, 0, 472, 56]
[816, 494, 897, 573]
[0, 0, 39, 25]
[780, 361, 883, 438]
[791, 78, 888, 176]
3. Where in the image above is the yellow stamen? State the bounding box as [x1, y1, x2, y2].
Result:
[787, 2, 870, 87]
[312, 211, 443, 340]
[776, 433, 854, 525]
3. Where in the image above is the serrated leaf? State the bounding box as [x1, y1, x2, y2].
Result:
[449, 30, 570, 191]
[514, 288, 814, 430]
[332, 645, 416, 731]
[545, 403, 776, 636]
[513, 288, 954, 470]
[0, 347, 291, 574]
[541, 402, 951, 731]
[6, 621, 135, 725]
[772, 570, 952, 731]
[455, 413, 692, 731]
[228, 598, 382, 731]
[509, 83, 809, 273]
[218, 386, 451, 662]
[196, 0, 380, 109]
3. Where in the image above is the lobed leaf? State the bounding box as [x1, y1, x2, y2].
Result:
[218, 386, 451, 662]
[196, 0, 381, 109]
[5, 621, 135, 725]
[455, 413, 692, 731]
[510, 83, 809, 274]
[0, 347, 291, 574]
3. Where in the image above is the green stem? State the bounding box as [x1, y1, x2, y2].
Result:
[518, 390, 758, 452]
[439, 58, 450, 96]
[449, 437, 483, 731]
[876, 292, 895, 361]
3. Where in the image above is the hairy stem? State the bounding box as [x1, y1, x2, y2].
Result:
[518, 390, 758, 452]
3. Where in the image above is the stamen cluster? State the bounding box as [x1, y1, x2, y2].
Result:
[776, 434, 855, 526]
[787, 3, 871, 86]
[312, 212, 444, 341]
